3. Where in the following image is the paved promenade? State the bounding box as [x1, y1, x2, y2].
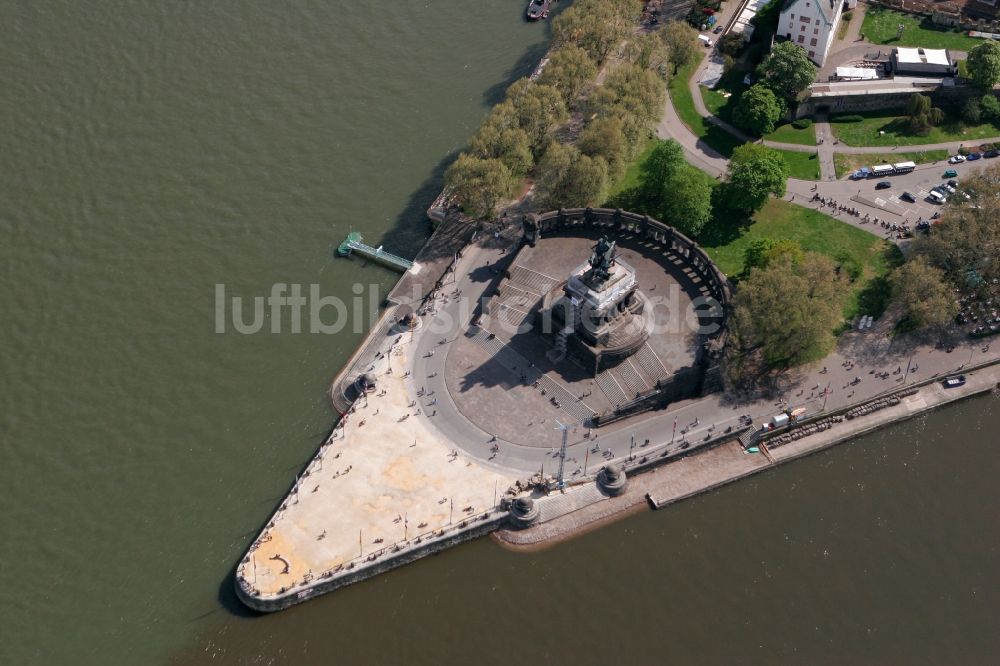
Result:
[499, 360, 1000, 548]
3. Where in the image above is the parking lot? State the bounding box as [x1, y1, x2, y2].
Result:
[789, 154, 997, 232]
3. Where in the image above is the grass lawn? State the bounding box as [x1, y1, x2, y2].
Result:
[668, 63, 743, 157]
[606, 138, 656, 199]
[833, 149, 949, 178]
[766, 121, 817, 146]
[829, 111, 1000, 147]
[673, 64, 818, 155]
[775, 149, 821, 179]
[862, 7, 980, 51]
[700, 198, 902, 319]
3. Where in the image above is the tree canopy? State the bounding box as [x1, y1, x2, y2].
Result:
[755, 41, 816, 101]
[552, 0, 641, 63]
[444, 153, 517, 219]
[577, 115, 630, 181]
[660, 20, 700, 74]
[533, 142, 609, 210]
[469, 123, 533, 177]
[638, 139, 685, 197]
[889, 256, 957, 329]
[536, 45, 598, 107]
[732, 84, 785, 136]
[504, 78, 568, 155]
[654, 165, 713, 237]
[725, 252, 846, 383]
[966, 40, 1000, 90]
[912, 163, 1000, 300]
[906, 93, 944, 136]
[721, 143, 789, 214]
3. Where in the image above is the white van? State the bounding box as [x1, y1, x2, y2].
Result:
[698, 34, 713, 47]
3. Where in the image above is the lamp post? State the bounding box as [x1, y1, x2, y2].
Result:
[554, 421, 568, 489]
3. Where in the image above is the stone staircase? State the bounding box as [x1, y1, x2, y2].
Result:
[596, 368, 629, 407]
[634, 342, 669, 382]
[617, 359, 648, 397]
[536, 483, 607, 522]
[508, 265, 558, 294]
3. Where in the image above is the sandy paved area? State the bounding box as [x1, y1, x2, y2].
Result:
[241, 337, 514, 596]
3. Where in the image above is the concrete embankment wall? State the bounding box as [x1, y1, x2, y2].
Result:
[237, 512, 508, 613]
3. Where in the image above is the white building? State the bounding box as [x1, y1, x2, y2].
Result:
[779, 0, 845, 66]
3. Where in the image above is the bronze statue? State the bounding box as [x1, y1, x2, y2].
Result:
[587, 235, 616, 284]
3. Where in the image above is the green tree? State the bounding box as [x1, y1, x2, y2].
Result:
[755, 41, 816, 101]
[536, 45, 598, 106]
[504, 78, 569, 155]
[980, 94, 1000, 124]
[725, 252, 846, 382]
[718, 32, 744, 58]
[578, 115, 629, 181]
[655, 165, 713, 237]
[966, 40, 1000, 90]
[638, 139, 685, 199]
[721, 143, 789, 214]
[589, 63, 665, 124]
[889, 256, 958, 329]
[963, 97, 982, 125]
[469, 124, 533, 177]
[914, 162, 1000, 300]
[444, 153, 517, 219]
[906, 93, 944, 136]
[533, 142, 609, 210]
[732, 84, 785, 136]
[622, 32, 671, 81]
[661, 20, 700, 74]
[552, 0, 640, 63]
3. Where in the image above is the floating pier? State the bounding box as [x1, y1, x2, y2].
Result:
[337, 232, 414, 272]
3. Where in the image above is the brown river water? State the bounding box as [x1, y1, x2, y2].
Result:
[2, 2, 997, 664]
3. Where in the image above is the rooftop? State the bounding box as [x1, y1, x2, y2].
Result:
[895, 47, 952, 66]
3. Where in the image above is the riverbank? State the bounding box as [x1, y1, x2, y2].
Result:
[496, 360, 999, 550]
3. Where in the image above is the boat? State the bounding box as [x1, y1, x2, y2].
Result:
[525, 0, 551, 21]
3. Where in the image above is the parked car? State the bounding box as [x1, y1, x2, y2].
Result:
[985, 149, 999, 158]
[943, 183, 956, 194]
[967, 152, 982, 161]
[713, 25, 724, 33]
[900, 191, 916, 203]
[928, 189, 946, 203]
[947, 179, 958, 188]
[944, 169, 958, 178]
[948, 154, 966, 164]
[875, 181, 892, 190]
[943, 375, 966, 388]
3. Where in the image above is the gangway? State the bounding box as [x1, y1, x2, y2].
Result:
[336, 232, 414, 272]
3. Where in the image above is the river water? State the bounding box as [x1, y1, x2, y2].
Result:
[1, 2, 997, 665]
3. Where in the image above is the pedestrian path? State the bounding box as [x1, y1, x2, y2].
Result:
[468, 326, 597, 424]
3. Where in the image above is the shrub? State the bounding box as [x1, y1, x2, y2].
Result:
[791, 117, 813, 129]
[963, 97, 982, 125]
[980, 94, 1000, 124]
[836, 114, 864, 123]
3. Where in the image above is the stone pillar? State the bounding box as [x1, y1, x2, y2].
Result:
[597, 465, 627, 496]
[508, 497, 539, 528]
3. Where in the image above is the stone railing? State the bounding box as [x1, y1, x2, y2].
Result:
[524, 207, 732, 313]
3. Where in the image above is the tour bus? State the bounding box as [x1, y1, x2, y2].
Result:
[870, 164, 894, 178]
[892, 161, 916, 174]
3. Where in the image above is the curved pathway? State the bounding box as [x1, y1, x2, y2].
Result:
[661, 48, 1000, 237]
